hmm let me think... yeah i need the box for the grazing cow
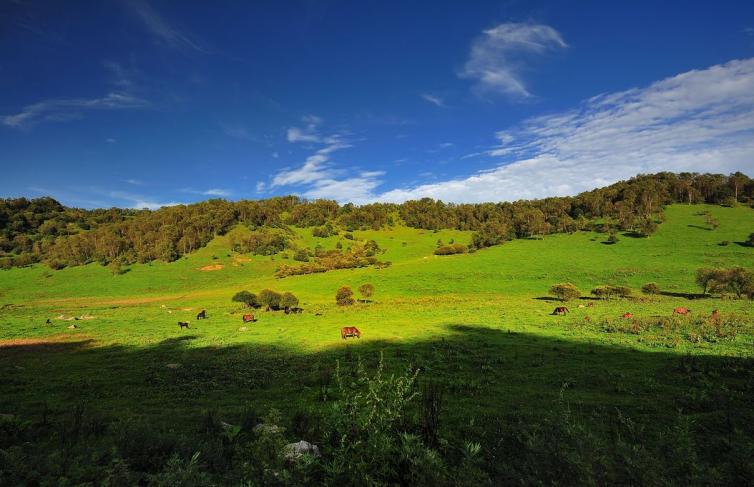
[242,314,255,323]
[178,321,190,329]
[552,306,569,316]
[673,307,690,315]
[341,326,361,340]
[45,318,52,325]
[285,307,303,315]
[710,309,721,321]
[587,302,594,308]
[196,310,207,320]
[622,312,634,319]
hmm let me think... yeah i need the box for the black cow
[178,321,190,329]
[196,310,207,320]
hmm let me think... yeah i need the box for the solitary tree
[358,283,375,302]
[641,282,659,295]
[280,291,299,310]
[549,283,581,301]
[336,286,355,306]
[259,289,282,310]
[232,290,258,308]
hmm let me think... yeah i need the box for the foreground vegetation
[1,184,753,483]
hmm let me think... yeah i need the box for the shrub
[280,292,299,310]
[434,243,468,255]
[549,283,581,301]
[606,232,619,244]
[641,282,659,295]
[293,249,310,262]
[591,285,631,300]
[232,290,258,308]
[258,289,282,310]
[358,283,374,302]
[336,286,355,306]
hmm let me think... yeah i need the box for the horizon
[7,169,754,211]
[2,1,754,209]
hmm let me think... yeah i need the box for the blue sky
[1,0,753,208]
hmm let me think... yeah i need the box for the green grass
[1,203,753,482]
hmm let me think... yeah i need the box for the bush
[280,292,299,310]
[641,282,659,295]
[258,289,282,310]
[434,243,468,255]
[232,290,258,307]
[591,285,631,300]
[549,283,581,301]
[336,286,355,306]
[293,249,310,262]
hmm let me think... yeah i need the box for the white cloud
[420,93,446,107]
[202,188,230,197]
[267,119,383,203]
[460,22,567,98]
[375,58,754,203]
[2,92,148,129]
[124,178,142,185]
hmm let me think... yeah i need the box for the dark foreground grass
[1,324,753,485]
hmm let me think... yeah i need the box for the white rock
[284,440,321,460]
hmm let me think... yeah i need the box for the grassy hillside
[1,203,753,484]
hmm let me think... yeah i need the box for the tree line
[0,171,751,269]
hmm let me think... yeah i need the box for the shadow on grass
[687,224,713,231]
[659,291,709,300]
[1,324,753,483]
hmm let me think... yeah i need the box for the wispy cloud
[267,118,383,203]
[420,93,447,107]
[375,58,754,203]
[123,0,206,53]
[2,92,148,129]
[180,187,232,197]
[460,22,567,98]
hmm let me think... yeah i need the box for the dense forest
[1,172,752,270]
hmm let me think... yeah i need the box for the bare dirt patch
[0,334,95,351]
[199,264,224,271]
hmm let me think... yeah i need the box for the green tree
[280,292,299,310]
[336,286,355,306]
[258,289,282,310]
[549,283,581,301]
[232,290,258,308]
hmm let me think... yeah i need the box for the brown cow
[341,326,361,339]
[242,314,255,323]
[710,309,721,321]
[622,312,633,319]
[552,306,569,315]
[178,321,190,329]
[673,307,690,315]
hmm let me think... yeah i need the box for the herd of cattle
[175,307,361,340]
[169,303,717,340]
[552,305,717,320]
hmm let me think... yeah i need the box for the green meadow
[1,203,753,484]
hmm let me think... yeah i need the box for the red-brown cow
[552,306,569,315]
[341,326,361,340]
[673,307,690,315]
[622,312,633,319]
[242,314,255,323]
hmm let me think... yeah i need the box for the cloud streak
[2,92,148,129]
[376,58,754,203]
[460,22,567,98]
[123,0,206,53]
[420,93,446,107]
